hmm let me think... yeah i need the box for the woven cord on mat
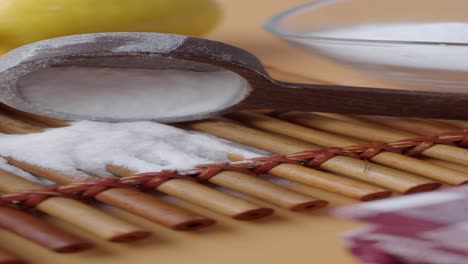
[2,130,468,210]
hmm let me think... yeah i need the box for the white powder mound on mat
[0,121,266,183]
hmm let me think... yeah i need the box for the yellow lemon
[0,0,220,50]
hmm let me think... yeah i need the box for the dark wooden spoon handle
[245,81,468,120]
[174,37,468,120]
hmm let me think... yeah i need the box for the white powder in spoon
[0,121,267,184]
[17,66,250,121]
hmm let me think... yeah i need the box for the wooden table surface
[0,1,378,263]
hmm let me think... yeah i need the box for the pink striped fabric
[334,186,468,264]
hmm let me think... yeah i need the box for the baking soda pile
[0,120,265,183]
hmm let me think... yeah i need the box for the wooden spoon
[0,32,466,122]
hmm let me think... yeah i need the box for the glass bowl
[265,0,468,91]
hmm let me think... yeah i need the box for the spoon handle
[253,82,468,120]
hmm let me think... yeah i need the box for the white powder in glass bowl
[291,22,468,89]
[313,22,468,43]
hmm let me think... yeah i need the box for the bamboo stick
[229,111,468,185]
[356,115,460,136]
[0,247,24,264]
[3,158,215,231]
[0,107,47,128]
[185,119,396,198]
[0,112,42,134]
[226,154,358,204]
[107,165,274,219]
[226,155,390,201]
[107,164,327,212]
[188,118,440,194]
[208,171,327,211]
[243,111,364,147]
[0,206,91,253]
[281,112,415,142]
[313,113,373,125]
[313,112,415,136]
[279,112,468,166]
[434,119,468,129]
[312,113,465,134]
[0,104,68,128]
[421,158,468,174]
[0,169,150,242]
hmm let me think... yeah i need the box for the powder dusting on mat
[0,157,53,185]
[0,121,266,183]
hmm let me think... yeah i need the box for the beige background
[0,1,379,263]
